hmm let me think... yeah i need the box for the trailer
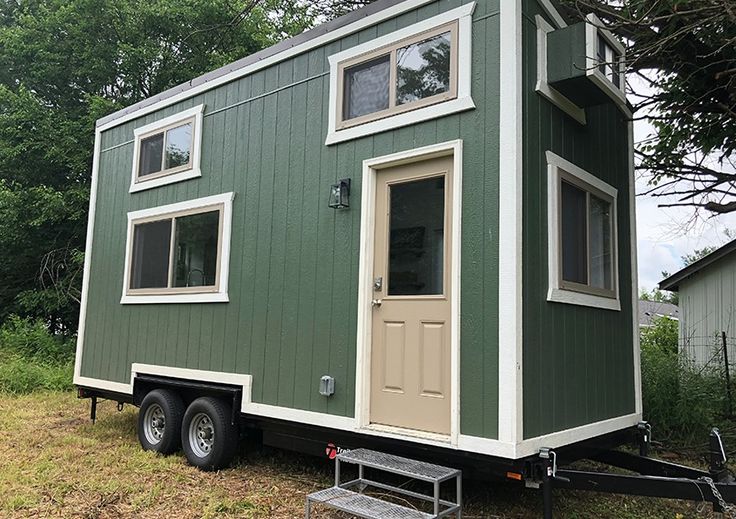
[74,0,736,515]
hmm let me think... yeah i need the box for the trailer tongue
[534,427,736,518]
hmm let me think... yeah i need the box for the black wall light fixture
[329,178,351,209]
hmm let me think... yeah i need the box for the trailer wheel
[181,397,239,471]
[138,389,185,455]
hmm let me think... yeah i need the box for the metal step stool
[306,448,462,518]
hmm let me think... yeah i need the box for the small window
[122,192,234,304]
[597,34,621,89]
[337,22,458,129]
[546,151,619,310]
[130,105,204,193]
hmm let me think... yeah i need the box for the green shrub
[0,315,74,363]
[0,355,73,394]
[0,316,74,394]
[641,316,727,446]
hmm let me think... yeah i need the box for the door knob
[371,299,383,308]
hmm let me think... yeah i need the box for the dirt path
[0,392,717,518]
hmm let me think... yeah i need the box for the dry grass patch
[0,392,723,518]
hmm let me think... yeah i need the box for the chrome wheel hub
[189,413,215,458]
[143,404,166,445]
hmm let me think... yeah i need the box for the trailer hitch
[536,428,736,519]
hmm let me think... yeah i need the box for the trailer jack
[536,427,736,519]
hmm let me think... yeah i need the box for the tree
[0,0,361,333]
[681,246,717,266]
[560,1,736,215]
[640,287,678,306]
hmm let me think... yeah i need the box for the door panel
[420,321,446,397]
[369,155,453,435]
[382,321,406,393]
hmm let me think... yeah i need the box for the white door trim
[355,140,463,446]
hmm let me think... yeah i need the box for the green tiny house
[75,0,640,466]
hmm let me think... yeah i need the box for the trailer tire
[181,397,239,471]
[138,389,185,455]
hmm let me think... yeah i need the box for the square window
[131,105,203,193]
[396,31,452,105]
[343,55,391,120]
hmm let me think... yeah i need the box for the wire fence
[680,332,736,415]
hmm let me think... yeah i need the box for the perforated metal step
[338,448,461,482]
[307,486,433,519]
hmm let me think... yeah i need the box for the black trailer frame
[78,381,736,517]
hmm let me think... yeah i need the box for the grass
[0,391,724,518]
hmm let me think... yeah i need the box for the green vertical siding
[521,0,636,439]
[81,0,501,439]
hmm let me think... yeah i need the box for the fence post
[722,331,732,417]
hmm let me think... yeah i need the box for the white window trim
[130,104,205,193]
[120,192,234,304]
[534,15,587,125]
[325,3,476,146]
[546,151,621,311]
[585,14,628,110]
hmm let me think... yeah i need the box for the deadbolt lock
[373,277,383,292]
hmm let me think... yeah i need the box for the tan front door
[370,155,453,435]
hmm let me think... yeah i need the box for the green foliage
[639,287,678,306]
[0,0,364,332]
[560,0,736,214]
[0,316,75,394]
[640,316,727,445]
[681,246,718,267]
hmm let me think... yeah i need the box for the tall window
[547,152,619,310]
[122,193,234,304]
[130,105,204,193]
[337,22,458,129]
[596,34,622,89]
[559,176,615,297]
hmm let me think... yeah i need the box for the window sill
[325,96,475,146]
[120,292,229,305]
[547,288,620,311]
[129,168,202,193]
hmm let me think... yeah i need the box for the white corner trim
[545,151,621,312]
[584,14,630,113]
[355,140,463,446]
[534,15,586,125]
[498,0,524,447]
[129,104,204,193]
[325,4,475,145]
[628,121,642,415]
[97,0,437,134]
[515,412,641,458]
[537,0,568,28]
[120,192,235,305]
[73,129,102,385]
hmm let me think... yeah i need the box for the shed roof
[638,299,679,327]
[659,238,736,291]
